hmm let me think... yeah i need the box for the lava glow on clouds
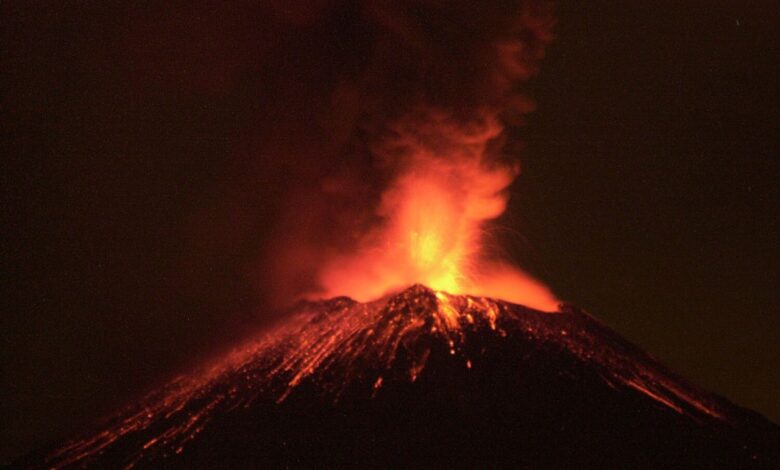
[259,1,563,312]
[227,0,560,312]
[314,109,559,311]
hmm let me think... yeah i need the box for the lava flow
[35,285,780,469]
[20,1,780,467]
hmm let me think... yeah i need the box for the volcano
[26,285,780,469]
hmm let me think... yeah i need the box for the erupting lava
[14,1,780,469]
[314,110,559,312]
[255,1,559,312]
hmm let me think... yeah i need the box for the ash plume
[117,0,555,308]
[256,0,556,307]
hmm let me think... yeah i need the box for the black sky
[516,0,779,430]
[2,0,778,463]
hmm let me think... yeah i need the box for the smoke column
[121,1,557,311]
[263,1,558,310]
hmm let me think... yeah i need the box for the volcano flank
[27,285,780,469]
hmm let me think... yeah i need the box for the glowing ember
[314,111,559,311]
[43,285,737,468]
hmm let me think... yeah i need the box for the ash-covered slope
[29,285,780,469]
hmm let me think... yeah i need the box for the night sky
[2,0,778,463]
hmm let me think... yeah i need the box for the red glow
[45,286,730,468]
[314,110,559,311]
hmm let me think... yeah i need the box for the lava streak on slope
[35,285,780,469]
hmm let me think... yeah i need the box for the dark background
[2,0,778,463]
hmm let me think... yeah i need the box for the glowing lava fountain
[312,110,559,312]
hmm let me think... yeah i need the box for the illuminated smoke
[114,1,558,310]
[315,108,558,310]
[275,1,560,310]
[130,1,558,310]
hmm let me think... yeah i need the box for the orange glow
[46,285,730,468]
[314,109,559,311]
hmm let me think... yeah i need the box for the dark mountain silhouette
[21,285,780,469]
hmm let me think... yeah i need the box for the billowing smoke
[124,0,557,310]
[264,1,556,309]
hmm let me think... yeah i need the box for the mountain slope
[28,285,780,468]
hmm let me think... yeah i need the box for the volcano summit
[25,285,779,469]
